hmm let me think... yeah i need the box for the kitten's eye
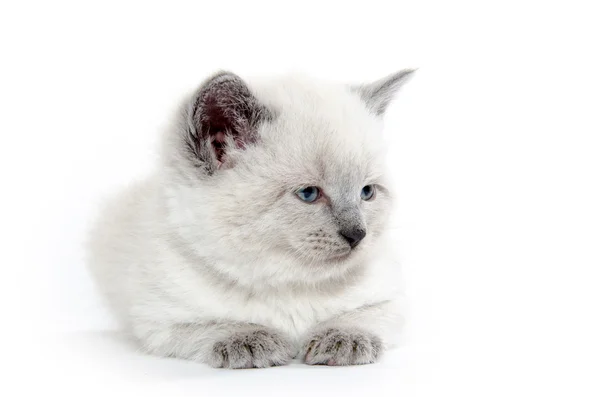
[296,186,320,203]
[361,185,376,201]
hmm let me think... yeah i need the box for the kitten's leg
[301,300,401,366]
[133,321,296,369]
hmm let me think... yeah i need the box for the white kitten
[87,69,415,368]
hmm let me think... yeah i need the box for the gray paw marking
[303,327,383,366]
[210,328,295,369]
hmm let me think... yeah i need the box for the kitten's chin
[325,251,353,264]
[322,242,375,266]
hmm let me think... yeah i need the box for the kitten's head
[162,70,414,286]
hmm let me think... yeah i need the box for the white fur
[87,71,412,367]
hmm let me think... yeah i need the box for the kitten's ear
[183,71,272,174]
[352,69,416,116]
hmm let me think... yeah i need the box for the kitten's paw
[209,328,295,369]
[302,327,383,366]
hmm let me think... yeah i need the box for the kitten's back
[86,178,160,327]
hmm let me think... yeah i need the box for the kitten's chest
[228,290,357,339]
[168,257,399,340]
[179,279,368,340]
[193,277,393,340]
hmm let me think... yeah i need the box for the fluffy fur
[87,69,415,368]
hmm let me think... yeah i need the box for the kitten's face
[163,70,413,285]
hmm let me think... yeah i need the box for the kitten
[87,69,415,368]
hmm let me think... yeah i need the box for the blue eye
[296,186,320,203]
[361,185,376,201]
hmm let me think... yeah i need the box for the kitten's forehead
[252,73,380,135]
[250,74,386,184]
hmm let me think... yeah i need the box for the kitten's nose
[339,228,366,249]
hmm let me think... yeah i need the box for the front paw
[209,328,295,369]
[303,327,383,366]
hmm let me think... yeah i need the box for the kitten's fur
[87,69,415,368]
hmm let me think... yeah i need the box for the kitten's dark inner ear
[186,71,272,173]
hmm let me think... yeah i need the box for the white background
[2,0,599,396]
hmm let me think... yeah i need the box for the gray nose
[339,228,366,249]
